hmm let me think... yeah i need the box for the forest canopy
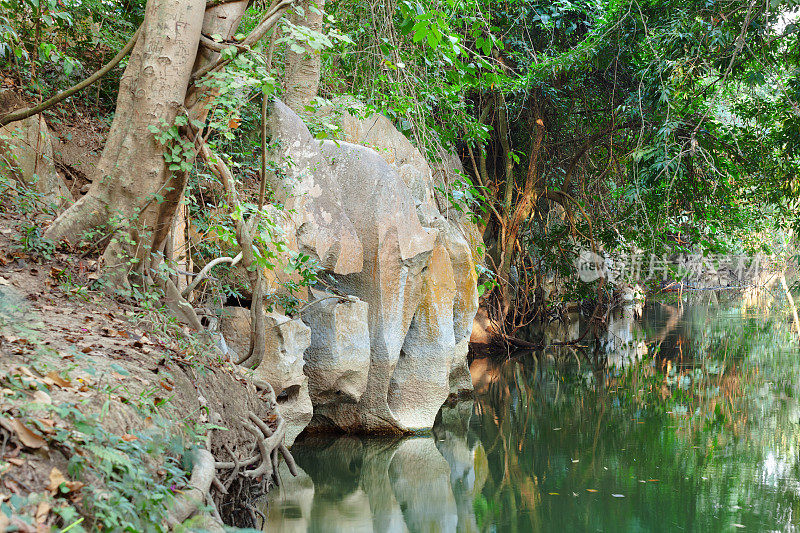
[0,0,798,320]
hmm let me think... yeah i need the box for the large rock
[263,99,483,434]
[300,289,370,406]
[332,104,436,206]
[387,243,457,429]
[265,100,363,275]
[330,105,480,403]
[0,115,72,209]
[312,139,438,433]
[220,306,312,445]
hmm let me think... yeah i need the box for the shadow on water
[265,294,800,532]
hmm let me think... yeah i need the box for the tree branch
[0,26,141,127]
[191,0,294,83]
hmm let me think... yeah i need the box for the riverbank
[0,207,290,531]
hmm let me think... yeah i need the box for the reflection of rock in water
[602,311,647,368]
[268,406,482,532]
[433,402,483,533]
[263,462,315,533]
[389,438,457,532]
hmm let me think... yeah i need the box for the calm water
[265,297,800,532]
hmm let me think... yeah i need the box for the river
[264,294,800,532]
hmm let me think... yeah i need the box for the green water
[266,299,800,532]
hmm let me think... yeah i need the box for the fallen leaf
[34,419,55,435]
[32,391,51,405]
[17,367,37,379]
[121,434,137,442]
[547,492,560,496]
[586,489,598,493]
[9,419,46,449]
[46,467,83,497]
[45,371,71,388]
[35,501,50,524]
[48,468,66,494]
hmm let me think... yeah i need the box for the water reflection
[266,299,800,532]
[265,431,468,532]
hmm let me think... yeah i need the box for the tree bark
[283,0,324,114]
[497,104,546,320]
[44,0,206,282]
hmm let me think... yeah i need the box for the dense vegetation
[1,0,798,334]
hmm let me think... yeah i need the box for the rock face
[312,138,438,433]
[0,115,72,209]
[220,306,313,446]
[265,100,363,276]
[250,99,483,436]
[300,290,370,406]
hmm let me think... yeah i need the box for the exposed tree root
[167,448,217,526]
[167,406,298,529]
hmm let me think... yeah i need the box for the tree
[323,0,800,335]
[41,0,291,293]
[284,0,325,114]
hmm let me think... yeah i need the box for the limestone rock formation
[0,115,72,209]
[313,138,438,432]
[300,289,370,406]
[265,100,363,275]
[249,98,483,436]
[329,105,481,402]
[220,306,312,445]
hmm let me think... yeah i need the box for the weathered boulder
[220,306,312,445]
[387,243,457,429]
[312,139,438,433]
[260,99,483,434]
[300,289,370,406]
[0,115,72,209]
[333,104,436,207]
[330,105,480,403]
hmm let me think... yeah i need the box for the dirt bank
[0,208,292,531]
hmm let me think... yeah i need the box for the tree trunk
[44,0,252,286]
[44,0,206,282]
[283,0,324,114]
[497,109,546,321]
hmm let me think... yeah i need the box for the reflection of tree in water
[468,301,800,532]
[265,300,800,532]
